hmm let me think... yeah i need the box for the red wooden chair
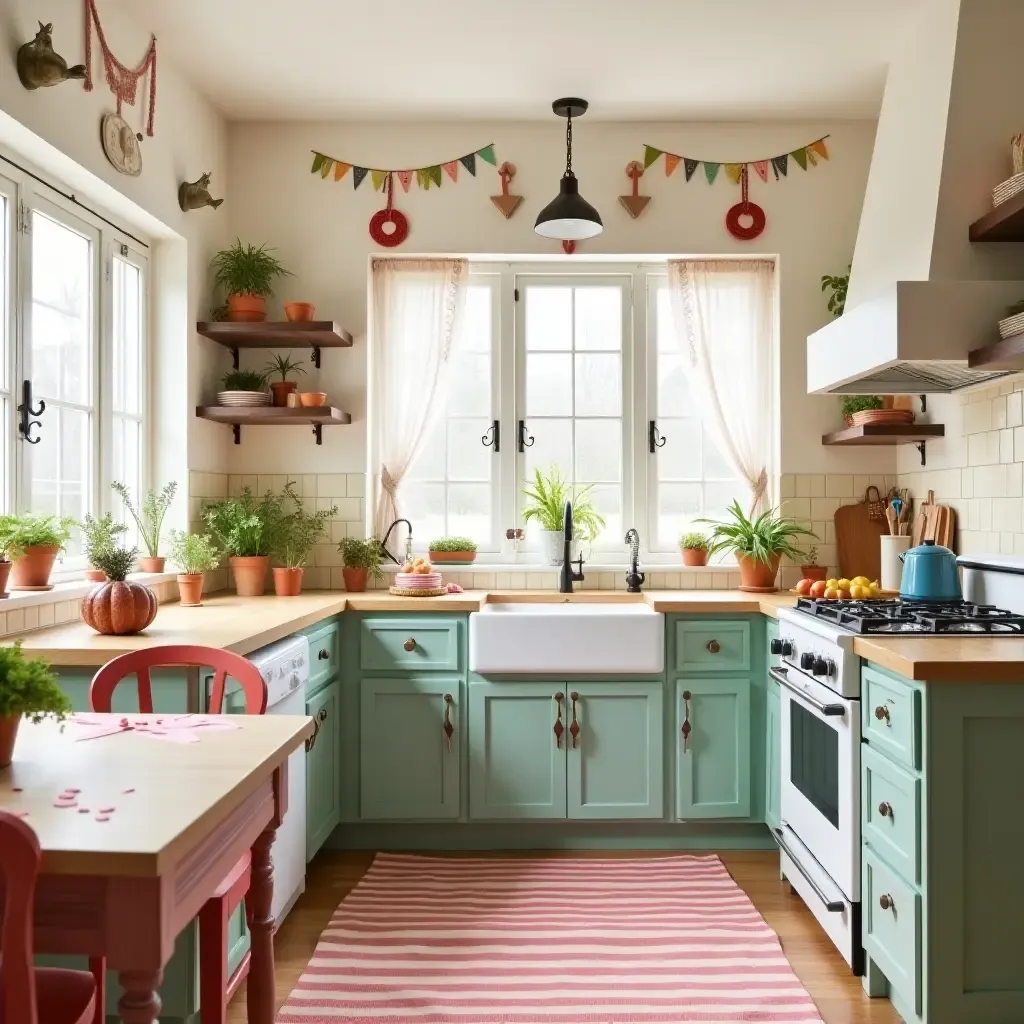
[0,811,97,1024]
[88,645,268,1024]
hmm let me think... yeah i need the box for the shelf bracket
[230,347,239,370]
[920,394,927,414]
[916,441,927,466]
[232,423,241,445]
[313,423,323,445]
[310,345,321,369]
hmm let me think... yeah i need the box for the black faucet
[625,529,645,593]
[558,500,585,594]
[380,518,413,564]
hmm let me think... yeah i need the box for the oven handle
[773,827,846,913]
[769,666,846,717]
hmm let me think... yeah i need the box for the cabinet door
[360,678,461,820]
[566,682,664,820]
[306,682,341,860]
[468,682,566,819]
[764,676,782,831]
[676,677,751,819]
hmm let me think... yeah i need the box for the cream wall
[225,120,886,484]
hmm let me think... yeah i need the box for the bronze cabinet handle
[878,801,893,818]
[318,648,330,661]
[403,637,416,652]
[443,694,454,753]
[305,714,321,752]
[874,704,891,724]
[706,640,721,654]
[681,690,692,752]
[879,893,894,912]
[569,691,580,748]
[553,692,565,748]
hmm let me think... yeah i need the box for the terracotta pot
[801,565,828,582]
[81,580,158,635]
[429,550,477,564]
[138,556,166,573]
[10,545,59,589]
[736,552,782,592]
[342,566,369,592]
[270,381,298,407]
[230,555,270,597]
[284,301,315,322]
[682,548,708,567]
[85,568,106,583]
[0,560,12,596]
[226,293,266,322]
[299,391,328,407]
[273,566,304,596]
[0,713,21,768]
[177,573,205,607]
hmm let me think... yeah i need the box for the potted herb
[80,513,129,581]
[680,531,709,567]
[821,265,849,317]
[0,642,71,767]
[211,239,292,322]
[800,545,828,583]
[218,368,269,407]
[203,487,286,597]
[699,500,816,593]
[522,466,606,565]
[339,536,385,593]
[0,513,76,590]
[270,483,337,596]
[80,545,158,635]
[428,536,478,565]
[264,354,306,407]
[111,481,178,572]
[167,530,221,606]
[841,395,883,427]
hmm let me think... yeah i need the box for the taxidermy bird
[179,173,225,212]
[17,22,87,90]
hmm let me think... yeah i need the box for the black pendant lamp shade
[534,98,603,241]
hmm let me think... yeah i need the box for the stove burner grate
[793,597,1024,635]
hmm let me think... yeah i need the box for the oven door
[775,666,861,901]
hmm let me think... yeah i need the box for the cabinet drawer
[862,666,920,770]
[863,744,921,885]
[306,621,340,693]
[675,620,751,673]
[360,618,461,672]
[864,848,921,1018]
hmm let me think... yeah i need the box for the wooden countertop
[852,635,1024,682]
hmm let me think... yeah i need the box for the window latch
[18,380,44,445]
[649,420,666,453]
[518,420,534,453]
[481,420,499,452]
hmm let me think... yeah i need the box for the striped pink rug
[276,853,824,1023]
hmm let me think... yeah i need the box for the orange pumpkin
[81,580,158,635]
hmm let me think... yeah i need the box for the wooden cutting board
[835,488,889,580]
[914,490,957,549]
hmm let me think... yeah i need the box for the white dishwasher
[247,634,309,926]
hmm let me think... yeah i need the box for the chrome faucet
[380,518,413,564]
[625,529,645,593]
[558,500,585,594]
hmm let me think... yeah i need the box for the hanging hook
[18,380,44,445]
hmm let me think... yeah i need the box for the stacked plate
[999,311,1024,340]
[394,571,443,590]
[217,390,270,407]
[993,173,1024,207]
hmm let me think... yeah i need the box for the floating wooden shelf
[968,333,1024,371]
[196,405,351,445]
[822,423,945,466]
[969,193,1024,242]
[196,321,353,368]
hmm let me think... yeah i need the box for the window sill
[383,562,738,574]
[1,571,178,611]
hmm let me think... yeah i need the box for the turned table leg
[117,969,163,1023]
[246,827,278,1024]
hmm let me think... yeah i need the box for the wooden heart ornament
[490,162,523,219]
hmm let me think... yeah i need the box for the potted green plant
[167,530,221,606]
[0,641,71,767]
[428,536,478,565]
[841,395,883,427]
[338,536,385,593]
[821,265,849,317]
[800,545,828,583]
[218,368,269,408]
[80,544,158,636]
[699,500,817,593]
[211,239,292,322]
[80,512,129,581]
[264,354,307,407]
[111,481,178,572]
[203,487,286,597]
[680,531,709,567]
[522,466,606,565]
[270,483,337,596]
[0,513,76,590]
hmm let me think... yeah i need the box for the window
[0,161,148,565]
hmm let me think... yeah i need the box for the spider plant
[263,353,306,383]
[521,466,605,544]
[698,500,816,566]
[211,240,291,299]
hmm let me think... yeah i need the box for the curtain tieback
[747,467,768,516]
[381,466,398,496]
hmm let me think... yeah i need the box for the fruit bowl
[793,575,883,600]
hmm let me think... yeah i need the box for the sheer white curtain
[371,258,468,537]
[667,259,776,513]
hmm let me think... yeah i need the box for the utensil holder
[881,535,911,592]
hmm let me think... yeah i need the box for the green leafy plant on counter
[271,483,337,569]
[680,531,709,551]
[89,544,139,582]
[263,354,307,383]
[521,465,606,544]
[338,536,385,583]
[167,531,221,574]
[203,487,287,558]
[802,545,822,566]
[110,481,178,558]
[80,513,129,567]
[821,265,850,317]
[428,537,478,553]
[0,642,71,723]
[211,240,292,299]
[841,395,884,421]
[220,368,268,392]
[698,500,817,566]
[0,513,76,558]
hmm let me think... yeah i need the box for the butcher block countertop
[851,635,1024,682]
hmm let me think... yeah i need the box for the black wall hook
[18,380,44,445]
[649,420,666,453]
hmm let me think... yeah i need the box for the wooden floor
[228,850,902,1024]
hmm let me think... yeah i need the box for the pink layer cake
[395,572,443,588]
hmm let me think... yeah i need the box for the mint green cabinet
[468,682,566,819]
[675,677,751,819]
[360,677,461,820]
[764,676,782,831]
[306,681,340,860]
[566,683,664,819]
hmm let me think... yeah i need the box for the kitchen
[2,0,1024,1023]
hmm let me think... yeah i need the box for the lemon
[852,576,870,588]
[849,584,868,599]
[826,578,839,590]
[837,578,852,591]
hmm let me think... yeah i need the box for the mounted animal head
[196,172,213,188]
[35,22,54,47]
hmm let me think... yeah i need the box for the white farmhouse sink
[469,602,664,675]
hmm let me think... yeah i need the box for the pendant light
[534,98,603,241]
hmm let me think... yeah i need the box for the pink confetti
[53,801,75,809]
[98,806,116,814]
[78,808,90,814]
[95,814,110,822]
[122,787,135,794]
[65,788,80,794]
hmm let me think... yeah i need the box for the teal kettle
[899,540,962,601]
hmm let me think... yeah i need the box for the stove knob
[812,657,829,677]
[782,640,794,657]
[826,658,837,677]
[800,652,815,671]
[770,638,783,655]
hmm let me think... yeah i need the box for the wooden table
[0,713,314,1023]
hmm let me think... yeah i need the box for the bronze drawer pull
[443,694,454,753]
[681,690,692,752]
[304,707,329,752]
[569,692,580,748]
[874,704,891,724]
[878,801,893,818]
[403,637,416,652]
[318,648,330,661]
[553,692,565,748]
[706,639,721,654]
[879,893,894,912]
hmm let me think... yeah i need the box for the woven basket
[851,409,915,427]
[998,311,1024,340]
[389,585,449,597]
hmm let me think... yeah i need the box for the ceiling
[122,0,919,122]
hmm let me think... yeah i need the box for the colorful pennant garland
[309,144,498,191]
[642,135,829,185]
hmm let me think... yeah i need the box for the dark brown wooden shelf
[822,423,945,466]
[196,405,351,445]
[196,321,353,368]
[969,192,1024,242]
[968,334,1024,370]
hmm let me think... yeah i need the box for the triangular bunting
[811,139,829,160]
[397,169,413,192]
[320,158,334,179]
[460,153,477,176]
[664,153,681,177]
[427,165,443,187]
[644,146,662,169]
[791,148,809,171]
[725,163,744,185]
[704,162,720,185]
[352,166,368,190]
[334,161,351,182]
[753,160,769,183]
[684,158,700,182]
[443,160,459,183]
[805,147,818,167]
[370,169,387,192]
[416,168,428,190]
[771,155,788,179]
[311,152,326,174]
[476,145,497,166]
